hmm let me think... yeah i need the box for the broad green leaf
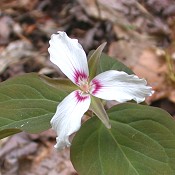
[88,43,106,80]
[0,73,70,139]
[71,103,175,175]
[97,52,134,75]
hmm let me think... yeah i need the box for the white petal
[48,31,89,85]
[90,70,154,103]
[50,90,91,150]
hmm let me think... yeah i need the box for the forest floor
[1,0,175,174]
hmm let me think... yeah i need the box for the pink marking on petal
[75,91,89,102]
[74,70,88,84]
[91,79,103,95]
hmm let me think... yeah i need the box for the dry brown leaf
[0,16,14,45]
[132,48,167,100]
[78,0,170,37]
[0,133,38,175]
[0,40,33,74]
[108,39,154,68]
[1,132,77,175]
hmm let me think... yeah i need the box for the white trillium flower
[48,31,154,150]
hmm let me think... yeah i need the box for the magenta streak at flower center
[91,79,102,95]
[74,70,88,84]
[75,91,89,102]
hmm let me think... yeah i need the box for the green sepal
[90,96,111,129]
[39,74,77,93]
[88,42,106,80]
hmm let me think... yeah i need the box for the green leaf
[0,73,69,139]
[97,52,134,75]
[71,103,175,175]
[88,43,106,80]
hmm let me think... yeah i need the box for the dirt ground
[1,0,175,174]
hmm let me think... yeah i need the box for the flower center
[77,76,91,93]
[79,78,102,95]
[80,82,89,93]
[78,76,102,95]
